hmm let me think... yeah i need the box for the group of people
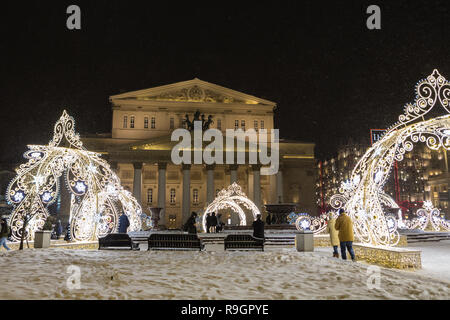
[205,212,224,233]
[326,208,356,261]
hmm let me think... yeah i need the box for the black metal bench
[98,233,140,250]
[224,234,264,251]
[148,233,205,251]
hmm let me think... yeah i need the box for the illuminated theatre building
[82,79,316,229]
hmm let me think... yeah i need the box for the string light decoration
[401,200,450,231]
[294,212,333,234]
[330,69,450,246]
[6,111,142,242]
[201,183,260,232]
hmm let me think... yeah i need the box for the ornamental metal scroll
[330,70,450,246]
[6,111,143,242]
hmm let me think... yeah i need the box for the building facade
[83,79,316,229]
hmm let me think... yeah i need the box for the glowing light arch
[6,111,142,242]
[201,183,260,232]
[330,69,450,246]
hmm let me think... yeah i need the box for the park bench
[224,234,264,251]
[98,233,140,250]
[148,233,205,251]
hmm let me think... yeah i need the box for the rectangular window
[193,189,199,204]
[151,117,156,129]
[147,189,153,204]
[235,120,239,130]
[130,116,135,129]
[217,119,221,130]
[254,120,258,131]
[170,189,176,204]
[241,120,245,130]
[170,117,174,129]
[261,120,265,130]
[123,116,128,128]
[144,117,149,129]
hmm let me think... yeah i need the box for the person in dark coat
[185,212,198,234]
[205,213,211,233]
[55,219,63,239]
[118,213,130,233]
[216,213,223,232]
[265,213,272,225]
[252,214,265,239]
[0,218,11,251]
[210,212,217,233]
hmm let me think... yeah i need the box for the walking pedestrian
[334,208,356,261]
[326,212,340,258]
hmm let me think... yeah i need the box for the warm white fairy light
[201,183,260,232]
[330,69,450,247]
[6,110,142,242]
[401,201,450,232]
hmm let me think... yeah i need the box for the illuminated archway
[6,111,142,241]
[331,69,450,246]
[201,183,260,232]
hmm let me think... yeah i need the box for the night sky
[1,1,449,165]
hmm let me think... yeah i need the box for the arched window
[234,120,239,130]
[147,188,153,204]
[193,189,199,204]
[151,117,156,129]
[170,188,176,204]
[260,120,265,130]
[241,120,245,130]
[144,117,149,129]
[130,116,135,129]
[123,116,128,128]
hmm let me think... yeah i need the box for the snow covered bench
[98,234,140,251]
[224,234,264,251]
[147,233,205,251]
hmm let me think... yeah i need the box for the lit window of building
[261,120,264,130]
[241,120,245,130]
[130,116,135,128]
[170,188,176,204]
[151,117,156,129]
[254,120,258,131]
[235,120,239,130]
[193,189,199,204]
[144,117,149,129]
[123,116,128,128]
[147,188,153,204]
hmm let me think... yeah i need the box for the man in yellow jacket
[326,212,340,258]
[334,208,356,261]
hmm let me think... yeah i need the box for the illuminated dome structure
[202,183,260,232]
[6,111,142,242]
[331,69,450,246]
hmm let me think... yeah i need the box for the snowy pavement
[0,242,449,300]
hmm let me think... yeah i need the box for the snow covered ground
[0,242,449,300]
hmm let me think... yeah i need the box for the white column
[252,165,261,212]
[206,165,215,205]
[133,162,143,205]
[182,164,191,224]
[157,162,167,226]
[276,169,284,203]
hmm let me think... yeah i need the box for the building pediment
[110,78,275,107]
